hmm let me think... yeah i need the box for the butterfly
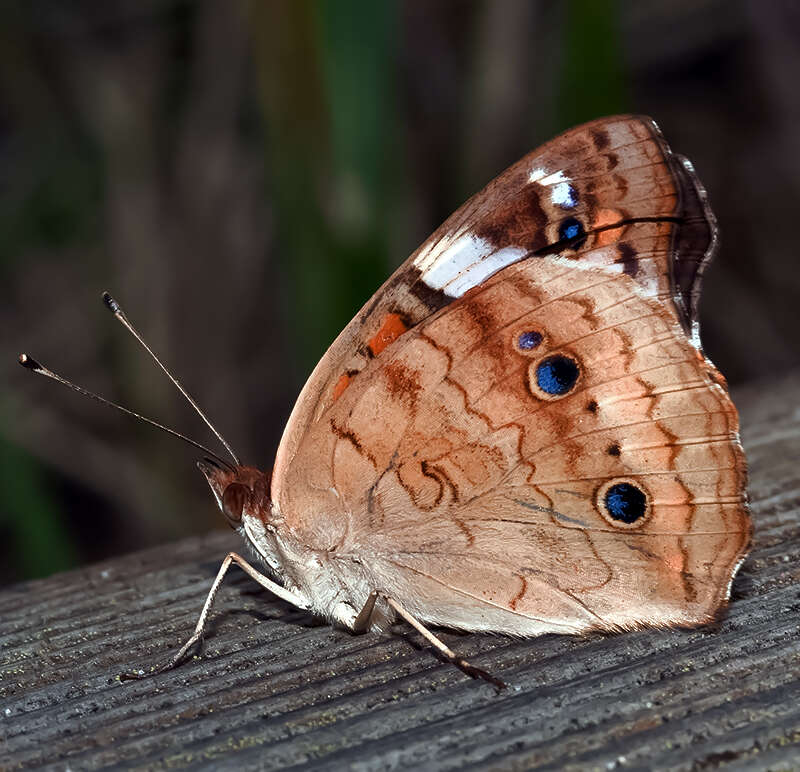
[21,115,751,686]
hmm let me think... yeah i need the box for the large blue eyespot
[558,217,586,249]
[535,354,579,396]
[604,482,647,524]
[517,330,543,351]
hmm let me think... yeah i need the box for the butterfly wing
[270,116,749,634]
[273,115,712,492]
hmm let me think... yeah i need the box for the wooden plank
[1,373,799,771]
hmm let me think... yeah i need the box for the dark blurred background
[2,0,799,585]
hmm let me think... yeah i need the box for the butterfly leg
[381,596,506,689]
[121,551,307,680]
[351,591,379,633]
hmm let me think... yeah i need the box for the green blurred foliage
[253,1,400,371]
[557,0,627,130]
[0,423,80,579]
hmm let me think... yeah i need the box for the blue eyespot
[604,482,647,524]
[517,330,543,350]
[558,217,586,248]
[535,354,579,395]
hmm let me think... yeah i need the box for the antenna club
[102,291,121,315]
[19,353,40,370]
[18,351,233,466]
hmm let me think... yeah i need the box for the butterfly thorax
[199,457,368,623]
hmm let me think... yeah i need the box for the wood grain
[1,372,798,771]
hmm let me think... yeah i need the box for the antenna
[18,354,236,471]
[101,291,240,465]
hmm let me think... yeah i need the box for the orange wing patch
[332,371,356,402]
[368,313,409,356]
[592,207,627,247]
[332,314,410,403]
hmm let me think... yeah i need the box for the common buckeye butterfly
[21,116,751,687]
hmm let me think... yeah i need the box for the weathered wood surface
[1,372,799,771]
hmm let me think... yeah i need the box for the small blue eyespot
[604,482,647,524]
[517,330,543,350]
[535,354,579,396]
[558,217,586,248]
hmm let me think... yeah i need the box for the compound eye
[221,483,249,526]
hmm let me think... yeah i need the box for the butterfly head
[197,458,272,529]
